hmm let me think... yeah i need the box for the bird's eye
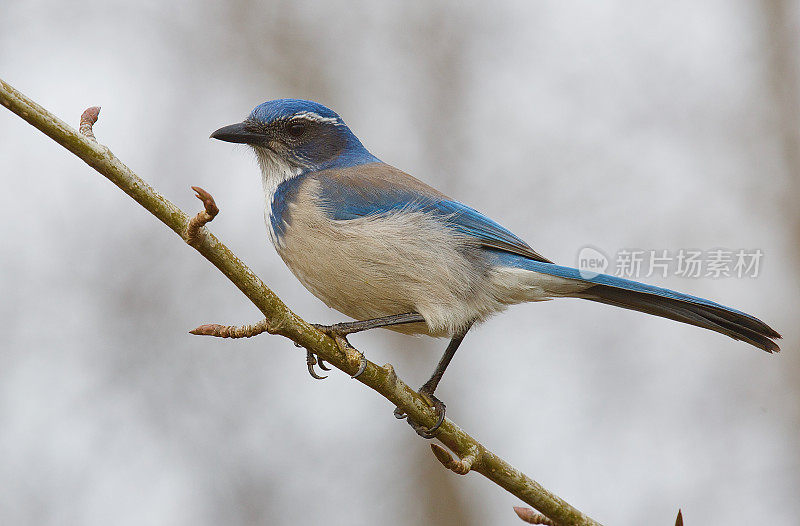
[287,121,307,138]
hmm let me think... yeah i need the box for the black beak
[210,122,265,144]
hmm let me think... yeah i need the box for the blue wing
[315,163,552,263]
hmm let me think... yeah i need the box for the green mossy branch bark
[0,78,602,526]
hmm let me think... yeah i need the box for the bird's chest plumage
[266,179,486,335]
[260,160,508,337]
[270,176,421,321]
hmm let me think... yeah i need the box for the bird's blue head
[211,99,378,172]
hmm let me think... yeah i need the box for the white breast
[253,146,303,247]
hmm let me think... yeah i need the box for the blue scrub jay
[212,99,780,437]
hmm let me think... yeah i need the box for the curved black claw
[393,407,407,420]
[306,350,327,380]
[317,359,331,371]
[350,351,367,379]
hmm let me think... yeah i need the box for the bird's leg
[312,312,426,337]
[395,324,473,439]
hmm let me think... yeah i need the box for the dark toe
[401,393,446,439]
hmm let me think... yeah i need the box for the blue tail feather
[489,251,781,353]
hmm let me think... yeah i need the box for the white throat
[253,146,303,246]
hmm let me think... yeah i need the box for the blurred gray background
[1,1,798,525]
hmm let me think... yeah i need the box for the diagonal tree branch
[0,77,602,526]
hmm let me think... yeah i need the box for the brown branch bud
[190,319,271,338]
[430,443,479,475]
[186,186,219,246]
[191,186,219,217]
[513,507,556,525]
[79,106,100,140]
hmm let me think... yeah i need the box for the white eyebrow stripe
[291,111,341,125]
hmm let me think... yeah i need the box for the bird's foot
[309,324,367,379]
[394,390,446,439]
